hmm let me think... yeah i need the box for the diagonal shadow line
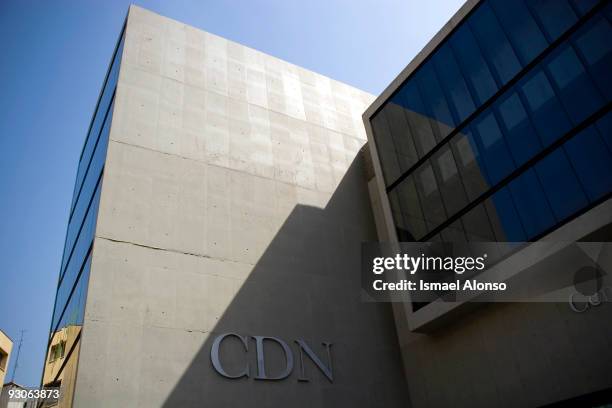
[139,154,409,407]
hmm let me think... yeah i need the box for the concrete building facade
[44,1,612,407]
[364,0,612,407]
[43,5,407,408]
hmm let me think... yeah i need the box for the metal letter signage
[252,336,294,380]
[210,333,334,383]
[295,340,333,383]
[210,333,250,379]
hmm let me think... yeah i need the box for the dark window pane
[595,110,612,152]
[546,45,604,124]
[441,220,467,242]
[61,100,113,271]
[462,204,496,241]
[535,149,588,219]
[52,250,92,333]
[469,3,522,84]
[386,95,420,170]
[371,112,401,185]
[490,0,549,65]
[416,65,456,140]
[415,163,447,230]
[485,186,527,241]
[70,36,124,212]
[394,175,428,239]
[496,92,542,166]
[572,16,612,100]
[451,129,489,200]
[388,190,411,241]
[450,24,499,106]
[508,168,556,238]
[527,0,578,40]
[433,45,476,123]
[396,81,438,156]
[569,0,598,16]
[519,70,572,146]
[59,177,102,285]
[432,145,468,216]
[564,125,612,201]
[473,111,516,185]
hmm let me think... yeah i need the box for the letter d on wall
[252,336,294,380]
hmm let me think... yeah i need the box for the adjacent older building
[42,5,407,408]
[0,330,12,394]
[364,0,612,406]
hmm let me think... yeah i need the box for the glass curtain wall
[40,29,125,408]
[371,0,612,242]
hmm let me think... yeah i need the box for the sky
[0,0,464,387]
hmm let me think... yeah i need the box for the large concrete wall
[73,6,408,407]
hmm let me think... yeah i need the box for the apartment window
[49,341,66,363]
[0,348,7,371]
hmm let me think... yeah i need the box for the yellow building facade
[0,330,13,393]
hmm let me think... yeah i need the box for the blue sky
[0,0,464,387]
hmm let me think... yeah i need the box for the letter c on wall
[210,333,250,379]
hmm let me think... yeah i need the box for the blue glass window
[595,111,612,152]
[527,0,578,40]
[485,187,527,241]
[52,246,93,331]
[519,70,572,146]
[469,3,522,84]
[53,252,92,334]
[416,65,456,140]
[70,36,123,213]
[545,45,604,125]
[496,92,542,166]
[570,0,598,16]
[397,81,438,156]
[564,125,612,201]
[508,168,556,237]
[490,0,549,65]
[572,16,612,100]
[473,111,515,185]
[57,179,101,309]
[433,45,476,123]
[450,24,499,106]
[535,148,588,220]
[62,100,113,268]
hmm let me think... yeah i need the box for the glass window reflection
[545,45,604,124]
[469,3,522,84]
[564,125,612,201]
[508,168,556,238]
[450,24,499,106]
[490,0,548,65]
[496,92,542,166]
[535,148,588,220]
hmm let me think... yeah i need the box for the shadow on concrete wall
[161,154,408,407]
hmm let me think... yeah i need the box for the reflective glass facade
[370,0,612,242]
[41,30,124,403]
